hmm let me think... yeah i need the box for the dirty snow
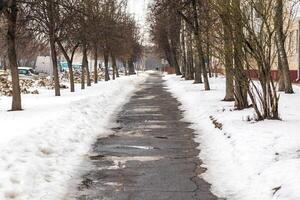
[164,75,300,200]
[0,74,147,200]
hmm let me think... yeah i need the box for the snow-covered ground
[164,75,300,200]
[0,74,147,200]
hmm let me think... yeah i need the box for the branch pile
[0,74,39,96]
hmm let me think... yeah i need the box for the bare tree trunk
[48,0,60,96]
[116,64,120,78]
[67,61,75,92]
[221,12,235,101]
[2,55,8,71]
[181,22,188,78]
[5,1,22,111]
[277,51,285,91]
[111,53,119,79]
[194,35,210,90]
[170,42,182,76]
[128,58,135,75]
[275,0,294,93]
[223,50,234,101]
[232,0,248,109]
[104,50,110,81]
[82,43,91,87]
[192,0,210,90]
[81,59,85,90]
[111,53,116,80]
[123,60,128,76]
[207,48,212,78]
[206,27,212,78]
[93,45,98,83]
[194,51,203,83]
[189,3,201,83]
[186,31,195,80]
[164,47,174,70]
[57,41,77,92]
[49,36,60,96]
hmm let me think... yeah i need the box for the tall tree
[4,0,22,110]
[232,0,248,109]
[26,0,62,96]
[274,0,294,93]
[220,1,234,101]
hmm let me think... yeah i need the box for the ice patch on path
[132,107,160,112]
[0,74,147,200]
[108,156,163,169]
[164,75,300,200]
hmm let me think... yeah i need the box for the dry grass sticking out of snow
[0,74,147,200]
[164,75,300,200]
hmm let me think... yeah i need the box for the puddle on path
[132,107,160,112]
[136,95,156,100]
[108,156,163,169]
[92,155,164,170]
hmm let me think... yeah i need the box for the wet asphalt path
[69,73,218,200]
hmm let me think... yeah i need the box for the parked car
[60,62,82,72]
[18,67,38,79]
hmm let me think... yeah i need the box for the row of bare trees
[149,0,296,120]
[0,0,142,111]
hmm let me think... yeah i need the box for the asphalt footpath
[68,73,219,200]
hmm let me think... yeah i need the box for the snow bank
[0,74,147,199]
[164,75,300,200]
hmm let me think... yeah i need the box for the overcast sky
[128,0,151,26]
[127,0,152,43]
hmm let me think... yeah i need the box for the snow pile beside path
[164,75,300,200]
[0,74,147,200]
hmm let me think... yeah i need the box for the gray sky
[128,0,152,43]
[128,0,150,26]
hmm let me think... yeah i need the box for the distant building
[281,17,300,81]
[216,17,300,82]
[35,56,52,74]
[35,54,103,75]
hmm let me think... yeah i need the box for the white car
[18,67,38,79]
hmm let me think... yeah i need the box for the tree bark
[116,63,120,78]
[206,24,212,78]
[82,41,90,87]
[123,60,128,76]
[170,40,182,75]
[48,1,60,96]
[68,61,75,92]
[111,53,116,80]
[277,51,285,91]
[104,50,110,81]
[164,35,181,75]
[220,10,235,101]
[49,35,60,96]
[93,45,98,84]
[207,48,212,78]
[186,30,195,80]
[192,0,209,90]
[57,40,77,92]
[232,0,248,109]
[195,37,210,90]
[128,58,135,75]
[83,44,92,87]
[275,0,294,93]
[181,22,188,79]
[81,59,85,90]
[6,1,22,111]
